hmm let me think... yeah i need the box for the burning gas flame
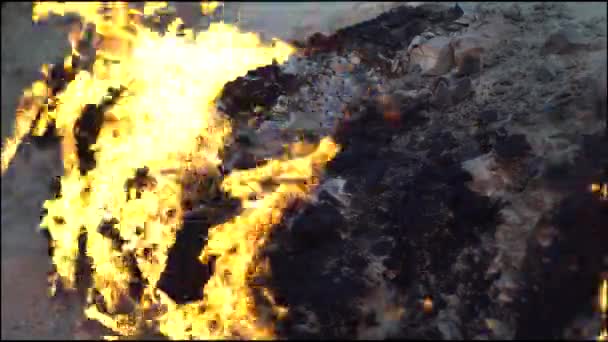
[201,1,222,16]
[602,279,607,314]
[600,278,607,341]
[2,2,340,339]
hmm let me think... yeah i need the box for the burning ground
[1,1,607,340]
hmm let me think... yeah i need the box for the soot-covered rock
[296,4,462,75]
[28,56,81,149]
[330,100,420,177]
[494,133,532,160]
[329,119,386,175]
[477,109,500,126]
[543,133,607,191]
[516,130,607,338]
[581,133,608,168]
[265,236,370,338]
[516,191,608,339]
[258,200,370,338]
[74,86,126,175]
[331,4,463,59]
[362,158,389,193]
[219,63,300,117]
[290,202,345,249]
[426,132,460,159]
[158,198,241,304]
[383,155,500,295]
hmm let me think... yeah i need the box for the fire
[2,2,340,339]
[601,278,607,314]
[599,277,607,341]
[201,1,222,16]
[590,183,608,200]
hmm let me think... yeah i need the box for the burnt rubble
[219,63,301,117]
[516,130,607,339]
[159,196,241,304]
[253,3,607,340]
[298,4,463,60]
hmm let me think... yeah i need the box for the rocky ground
[2,2,607,340]
[230,4,607,339]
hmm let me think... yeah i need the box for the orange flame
[1,2,340,339]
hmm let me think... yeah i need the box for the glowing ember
[1,2,339,339]
[600,279,607,341]
[602,279,607,314]
[422,296,433,314]
[590,183,608,200]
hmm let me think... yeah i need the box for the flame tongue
[0,2,340,339]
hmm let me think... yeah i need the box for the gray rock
[593,66,607,134]
[501,4,523,22]
[455,52,482,77]
[535,63,557,83]
[451,33,489,76]
[450,77,473,104]
[252,120,287,157]
[542,28,591,55]
[478,109,500,125]
[409,36,455,76]
[432,78,453,108]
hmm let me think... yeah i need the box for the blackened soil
[516,133,608,339]
[262,211,370,339]
[261,89,501,338]
[219,63,301,117]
